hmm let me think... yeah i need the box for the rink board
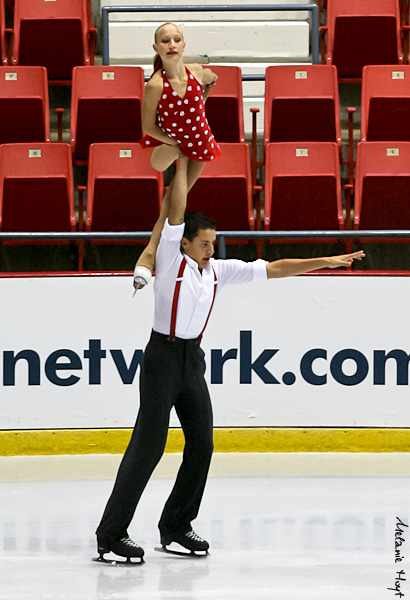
[0,274,409,433]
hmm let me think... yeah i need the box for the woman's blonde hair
[153,23,184,73]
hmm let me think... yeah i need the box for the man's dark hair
[183,212,216,241]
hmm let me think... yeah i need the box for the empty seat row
[0,141,253,237]
[6,62,410,168]
[0,65,246,163]
[0,0,95,82]
[0,0,407,84]
[0,64,341,164]
[0,140,408,240]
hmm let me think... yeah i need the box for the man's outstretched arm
[266,251,365,278]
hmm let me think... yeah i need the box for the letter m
[374,350,410,385]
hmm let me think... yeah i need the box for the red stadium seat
[204,65,245,143]
[264,142,344,232]
[264,65,342,156]
[361,65,410,142]
[85,143,163,234]
[70,66,145,165]
[186,142,254,232]
[12,0,93,82]
[354,142,410,229]
[326,0,403,80]
[0,66,50,143]
[0,143,77,271]
[0,143,76,234]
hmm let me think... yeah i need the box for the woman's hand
[325,251,365,269]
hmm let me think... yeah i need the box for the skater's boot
[160,528,209,555]
[96,535,144,564]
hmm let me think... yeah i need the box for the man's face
[181,228,216,270]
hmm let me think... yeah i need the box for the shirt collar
[182,251,212,274]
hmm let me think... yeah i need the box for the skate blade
[92,555,144,566]
[154,545,209,558]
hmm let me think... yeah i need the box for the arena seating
[361,65,410,142]
[201,65,245,143]
[85,143,163,234]
[0,142,77,269]
[354,141,410,230]
[186,142,254,232]
[0,143,76,233]
[0,66,50,143]
[264,142,344,232]
[70,66,145,165]
[12,0,95,82]
[325,0,403,80]
[263,65,342,156]
[1,1,410,271]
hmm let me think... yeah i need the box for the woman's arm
[266,251,365,279]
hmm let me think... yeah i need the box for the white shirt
[153,219,268,339]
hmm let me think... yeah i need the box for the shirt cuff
[252,259,269,281]
[161,218,185,242]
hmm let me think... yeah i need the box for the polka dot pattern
[139,66,221,162]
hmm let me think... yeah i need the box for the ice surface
[0,454,408,599]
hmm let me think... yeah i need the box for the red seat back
[12,0,91,80]
[264,142,343,231]
[0,143,75,232]
[71,66,145,162]
[86,143,163,233]
[187,142,254,230]
[204,66,245,143]
[0,66,50,143]
[326,0,402,79]
[264,65,341,153]
[361,65,410,142]
[354,142,410,229]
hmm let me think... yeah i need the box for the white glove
[133,265,152,292]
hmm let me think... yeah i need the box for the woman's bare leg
[135,158,206,273]
[151,144,180,172]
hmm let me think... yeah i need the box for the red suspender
[198,268,218,341]
[169,258,218,339]
[169,258,187,339]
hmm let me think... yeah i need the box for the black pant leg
[96,334,183,542]
[158,344,214,537]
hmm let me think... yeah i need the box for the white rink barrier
[1,273,410,430]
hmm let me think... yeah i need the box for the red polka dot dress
[140,66,221,162]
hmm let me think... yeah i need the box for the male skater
[95,154,364,563]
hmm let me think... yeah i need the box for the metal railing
[101,4,320,68]
[2,230,410,259]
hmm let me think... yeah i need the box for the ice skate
[133,265,152,294]
[93,535,144,566]
[155,528,209,557]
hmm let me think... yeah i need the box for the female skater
[134,22,221,289]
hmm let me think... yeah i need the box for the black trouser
[96,330,214,543]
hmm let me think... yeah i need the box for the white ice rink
[1,453,409,600]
